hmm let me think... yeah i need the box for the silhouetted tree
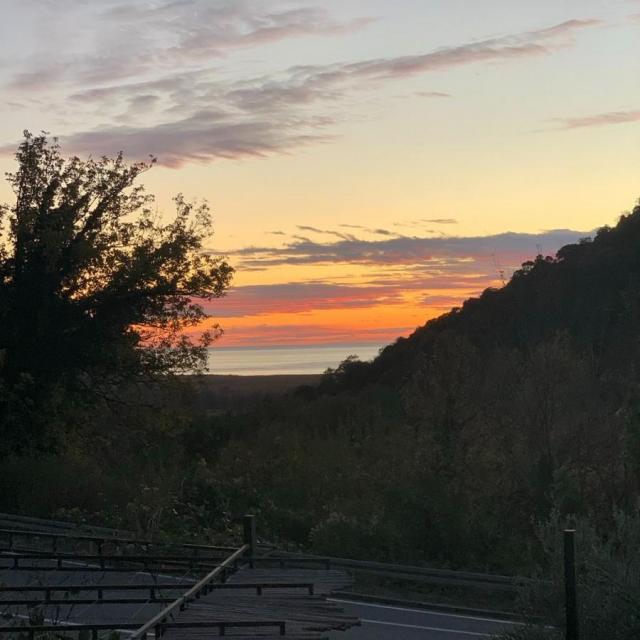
[0,132,233,449]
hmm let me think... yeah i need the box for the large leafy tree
[0,132,233,446]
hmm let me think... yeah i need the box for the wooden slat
[131,544,249,639]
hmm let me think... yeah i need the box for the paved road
[326,599,522,639]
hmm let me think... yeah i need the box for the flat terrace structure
[0,515,358,639]
[155,566,355,639]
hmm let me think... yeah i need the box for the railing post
[242,515,256,559]
[564,529,579,640]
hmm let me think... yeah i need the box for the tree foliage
[204,200,640,571]
[0,132,233,447]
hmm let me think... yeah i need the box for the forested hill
[319,201,640,393]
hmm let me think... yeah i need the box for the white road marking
[361,618,491,636]
[328,598,523,626]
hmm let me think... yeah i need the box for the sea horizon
[206,342,385,376]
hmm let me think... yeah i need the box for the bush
[493,510,640,639]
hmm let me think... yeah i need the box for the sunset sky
[0,0,638,347]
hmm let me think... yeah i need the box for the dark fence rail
[0,513,128,537]
[0,513,584,639]
[0,620,286,639]
[0,552,226,569]
[0,526,237,555]
[0,514,272,639]
[131,543,250,639]
[249,551,539,592]
[0,581,315,603]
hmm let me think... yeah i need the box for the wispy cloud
[415,91,451,99]
[53,111,332,167]
[553,109,640,129]
[338,224,401,236]
[231,229,587,268]
[7,1,374,91]
[0,15,602,167]
[199,228,590,347]
[206,282,406,317]
[297,225,356,241]
[292,18,599,83]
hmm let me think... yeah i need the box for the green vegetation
[495,511,640,639]
[0,133,232,453]
[202,206,640,574]
[1,136,640,635]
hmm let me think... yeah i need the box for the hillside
[319,202,640,393]
[208,201,640,571]
[5,201,640,582]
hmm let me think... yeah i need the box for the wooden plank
[131,544,249,639]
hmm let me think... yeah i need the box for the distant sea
[207,343,384,376]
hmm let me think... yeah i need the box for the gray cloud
[201,228,589,320]
[338,224,401,237]
[104,2,374,57]
[214,18,599,115]
[415,91,451,98]
[423,218,458,224]
[7,1,374,91]
[0,15,602,167]
[289,18,599,82]
[231,229,589,268]
[53,111,333,167]
[553,109,640,129]
[297,225,356,240]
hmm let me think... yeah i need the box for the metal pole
[242,515,256,559]
[564,529,579,640]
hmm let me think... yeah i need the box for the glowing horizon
[0,1,637,348]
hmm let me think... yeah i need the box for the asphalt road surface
[327,598,522,639]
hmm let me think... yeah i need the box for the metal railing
[131,543,248,639]
[0,620,286,639]
[0,581,315,605]
[0,513,584,639]
[0,552,225,570]
[0,527,237,556]
[247,551,537,592]
[0,513,128,537]
[0,514,293,638]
